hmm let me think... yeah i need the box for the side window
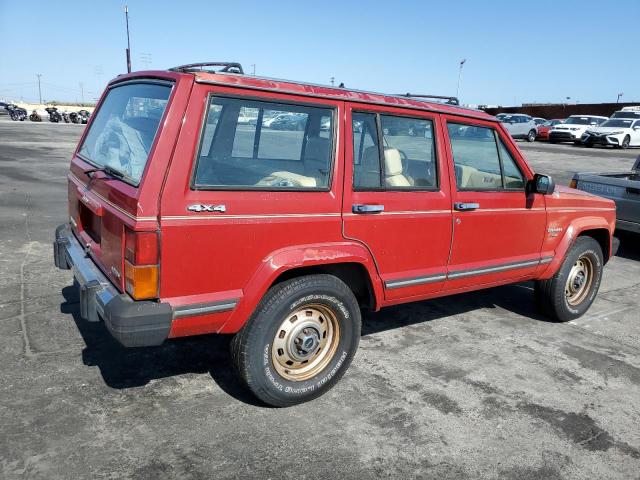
[447,122,524,191]
[497,140,525,189]
[380,116,437,188]
[352,112,381,189]
[194,96,334,190]
[352,112,438,190]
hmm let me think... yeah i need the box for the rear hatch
[67,74,186,292]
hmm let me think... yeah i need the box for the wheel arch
[218,242,383,333]
[539,218,614,279]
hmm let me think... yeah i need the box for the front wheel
[535,237,603,322]
[621,135,630,149]
[527,130,536,142]
[231,274,361,407]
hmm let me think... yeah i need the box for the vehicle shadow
[61,285,264,406]
[62,277,547,405]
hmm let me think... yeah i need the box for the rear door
[342,103,452,301]
[442,117,547,290]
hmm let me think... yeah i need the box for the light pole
[456,58,466,100]
[617,92,624,103]
[250,64,256,75]
[125,6,132,73]
[36,74,42,104]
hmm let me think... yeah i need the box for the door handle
[352,204,384,214]
[454,202,480,211]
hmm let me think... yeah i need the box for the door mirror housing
[530,173,555,195]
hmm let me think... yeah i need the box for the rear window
[193,96,334,190]
[78,81,172,185]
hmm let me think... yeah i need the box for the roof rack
[169,62,244,74]
[397,93,459,106]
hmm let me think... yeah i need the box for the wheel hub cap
[271,304,340,382]
[565,256,594,306]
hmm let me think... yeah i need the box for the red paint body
[66,71,616,339]
[537,119,564,140]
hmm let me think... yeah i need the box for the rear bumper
[54,224,172,347]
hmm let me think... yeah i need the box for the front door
[441,117,547,291]
[342,104,452,301]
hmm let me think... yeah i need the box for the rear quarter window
[193,96,334,190]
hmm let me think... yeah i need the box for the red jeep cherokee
[54,62,617,406]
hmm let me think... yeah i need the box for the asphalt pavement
[0,117,639,479]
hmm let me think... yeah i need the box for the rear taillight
[124,228,159,300]
[569,179,578,189]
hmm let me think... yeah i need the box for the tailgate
[577,173,640,222]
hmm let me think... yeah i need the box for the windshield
[78,81,172,185]
[565,117,598,125]
[612,111,640,119]
[600,119,634,128]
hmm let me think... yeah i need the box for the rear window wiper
[84,165,126,180]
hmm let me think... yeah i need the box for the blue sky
[1,0,638,106]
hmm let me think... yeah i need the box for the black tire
[527,130,536,142]
[621,135,630,149]
[573,141,581,146]
[549,139,556,144]
[231,274,361,407]
[534,237,603,322]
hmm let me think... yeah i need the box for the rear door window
[78,81,172,185]
[352,112,438,190]
[194,96,334,190]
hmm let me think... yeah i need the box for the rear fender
[218,242,383,333]
[538,216,613,279]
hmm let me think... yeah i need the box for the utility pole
[125,6,132,73]
[617,92,624,103]
[456,59,466,101]
[330,76,335,86]
[79,82,85,105]
[36,74,42,104]
[250,64,256,75]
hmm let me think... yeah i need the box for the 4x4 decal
[187,204,226,213]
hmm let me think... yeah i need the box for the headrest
[383,148,403,176]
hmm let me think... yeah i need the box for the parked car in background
[499,114,538,142]
[571,156,640,233]
[533,117,547,126]
[269,112,307,130]
[611,106,640,120]
[0,101,9,115]
[580,118,640,149]
[52,61,617,406]
[549,115,607,144]
[537,119,564,141]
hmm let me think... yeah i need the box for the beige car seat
[383,147,413,187]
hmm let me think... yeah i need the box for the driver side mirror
[529,173,555,195]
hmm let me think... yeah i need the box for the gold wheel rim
[271,304,340,382]
[565,255,594,306]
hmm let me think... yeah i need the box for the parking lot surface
[1,117,639,479]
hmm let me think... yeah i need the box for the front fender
[218,242,383,333]
[538,216,613,280]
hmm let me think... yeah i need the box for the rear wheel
[527,130,536,142]
[535,237,603,322]
[231,274,361,407]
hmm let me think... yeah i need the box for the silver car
[498,114,538,142]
